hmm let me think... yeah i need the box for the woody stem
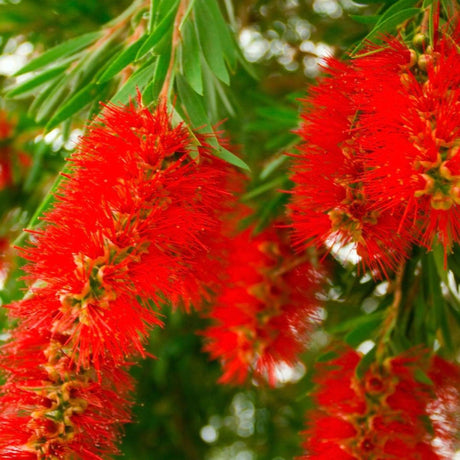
[376,262,405,360]
[158,0,188,102]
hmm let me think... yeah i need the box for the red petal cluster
[301,348,460,459]
[0,101,233,458]
[358,35,460,250]
[289,29,460,276]
[202,223,324,386]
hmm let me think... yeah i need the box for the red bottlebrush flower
[300,348,460,459]
[288,56,411,278]
[0,100,236,458]
[357,34,460,251]
[202,222,324,386]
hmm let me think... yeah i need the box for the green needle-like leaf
[15,32,101,76]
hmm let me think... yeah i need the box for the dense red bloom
[300,348,460,459]
[357,34,460,250]
[202,222,324,386]
[288,56,411,277]
[289,26,460,274]
[0,101,235,458]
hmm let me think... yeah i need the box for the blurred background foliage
[0,1,389,459]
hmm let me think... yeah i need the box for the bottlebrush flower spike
[356,32,460,251]
[300,348,460,459]
[288,57,411,278]
[0,100,235,458]
[202,222,324,386]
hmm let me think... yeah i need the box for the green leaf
[32,33,120,123]
[181,19,203,95]
[214,145,250,171]
[136,0,179,60]
[432,243,448,284]
[15,32,101,76]
[424,254,453,351]
[328,311,384,334]
[148,0,160,34]
[28,79,58,117]
[5,64,67,98]
[176,75,209,128]
[377,0,419,25]
[254,193,287,233]
[260,154,288,180]
[448,302,460,325]
[13,162,70,248]
[46,83,103,129]
[97,36,147,83]
[242,177,286,200]
[176,76,249,170]
[179,0,197,30]
[414,368,434,386]
[349,14,379,25]
[194,0,230,85]
[195,0,236,69]
[214,78,235,116]
[111,60,157,105]
[353,0,393,4]
[438,300,454,351]
[75,34,123,84]
[142,53,170,105]
[345,315,383,347]
[34,77,70,123]
[365,8,421,41]
[355,345,376,380]
[316,350,339,363]
[23,141,46,192]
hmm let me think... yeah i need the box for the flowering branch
[0,100,233,458]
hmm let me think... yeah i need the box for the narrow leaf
[176,75,209,128]
[349,14,379,25]
[5,64,67,98]
[376,0,419,25]
[13,162,70,248]
[148,0,160,33]
[46,83,102,129]
[355,345,376,380]
[136,0,179,60]
[345,316,382,347]
[432,243,448,283]
[414,368,434,386]
[142,53,170,105]
[214,145,250,171]
[242,177,286,200]
[15,32,101,75]
[196,0,236,68]
[194,0,230,84]
[354,0,393,4]
[179,0,197,30]
[260,154,288,180]
[97,36,147,83]
[365,8,421,41]
[111,60,157,105]
[181,19,203,95]
[34,78,70,123]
